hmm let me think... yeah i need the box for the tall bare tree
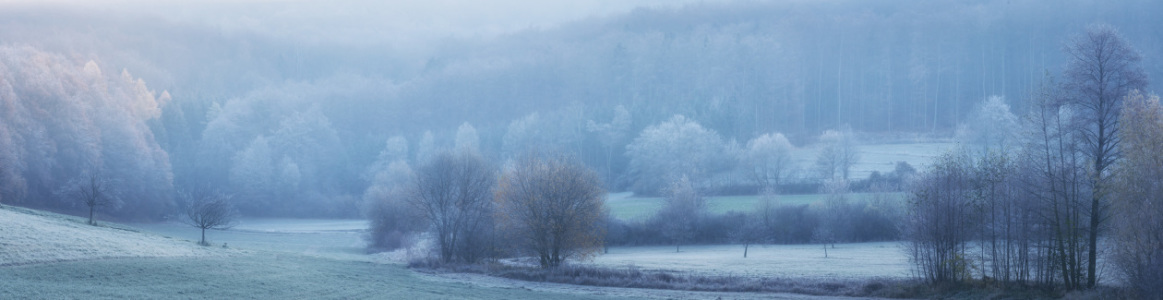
[407,151,496,263]
[180,189,238,246]
[495,153,606,268]
[1062,23,1149,288]
[1019,76,1082,288]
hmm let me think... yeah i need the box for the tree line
[903,24,1160,298]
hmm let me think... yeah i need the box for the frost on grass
[590,242,911,280]
[0,207,219,266]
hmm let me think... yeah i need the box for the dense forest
[0,0,1160,219]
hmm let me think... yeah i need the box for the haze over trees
[0,1,1161,296]
[0,0,1160,221]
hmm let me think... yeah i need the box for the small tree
[741,132,795,189]
[728,212,764,258]
[817,179,851,249]
[181,189,238,246]
[655,175,706,252]
[62,172,119,226]
[495,153,606,268]
[905,152,977,284]
[815,127,860,180]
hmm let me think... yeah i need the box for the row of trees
[606,179,905,254]
[369,150,607,268]
[904,24,1159,297]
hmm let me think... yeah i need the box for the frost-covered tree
[815,127,860,180]
[741,132,795,189]
[0,46,173,219]
[366,135,409,181]
[655,175,706,252]
[958,96,1018,155]
[503,113,543,159]
[455,122,480,154]
[625,115,723,195]
[229,136,275,213]
[586,105,632,185]
[416,131,436,164]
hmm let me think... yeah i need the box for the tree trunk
[744,243,749,258]
[88,206,95,225]
[824,243,828,258]
[1087,193,1099,288]
[201,227,206,245]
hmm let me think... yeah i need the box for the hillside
[0,205,218,266]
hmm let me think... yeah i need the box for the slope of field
[1,205,896,299]
[0,254,625,300]
[0,206,218,266]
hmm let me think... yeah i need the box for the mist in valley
[3,0,1163,298]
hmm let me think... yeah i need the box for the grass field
[0,206,616,300]
[4,205,885,299]
[607,192,905,220]
[588,242,911,280]
[0,254,621,300]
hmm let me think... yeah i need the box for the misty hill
[0,205,217,266]
[1,0,1160,219]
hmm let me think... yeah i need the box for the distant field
[832,141,958,179]
[588,242,911,280]
[606,192,905,220]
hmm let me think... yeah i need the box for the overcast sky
[3,0,726,46]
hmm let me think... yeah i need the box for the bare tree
[741,132,795,189]
[655,175,706,252]
[586,105,632,186]
[495,153,606,268]
[180,189,238,246]
[62,172,119,226]
[817,179,851,250]
[1062,23,1149,288]
[905,152,976,284]
[815,126,860,180]
[1021,77,1090,289]
[407,151,496,263]
[728,212,763,258]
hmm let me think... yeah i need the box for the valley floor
[0,206,895,299]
